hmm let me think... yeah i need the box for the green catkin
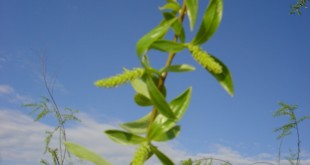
[188,44,223,74]
[131,143,152,165]
[95,68,144,88]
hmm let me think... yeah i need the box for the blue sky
[1,0,310,164]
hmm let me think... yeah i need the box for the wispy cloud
[0,109,309,165]
[0,85,14,94]
[0,84,33,104]
[0,109,50,165]
[0,52,7,68]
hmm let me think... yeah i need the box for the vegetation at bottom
[290,0,310,15]
[24,0,309,165]
[24,57,80,165]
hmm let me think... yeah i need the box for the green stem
[294,119,301,165]
[148,0,187,132]
[40,56,69,164]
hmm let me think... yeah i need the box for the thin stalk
[148,0,187,125]
[277,138,283,165]
[294,120,301,165]
[40,56,69,165]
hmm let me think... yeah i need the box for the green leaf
[23,103,38,107]
[120,112,151,134]
[151,76,167,97]
[147,116,176,141]
[192,0,223,45]
[134,93,153,107]
[146,76,175,119]
[131,78,150,98]
[105,130,146,145]
[147,87,191,140]
[185,0,198,31]
[136,18,177,58]
[208,54,234,96]
[297,116,310,123]
[64,142,112,165]
[150,40,186,53]
[44,131,53,153]
[173,21,186,43]
[161,64,195,73]
[163,12,186,43]
[170,87,192,120]
[152,125,181,142]
[34,108,50,121]
[150,145,175,165]
[166,0,177,3]
[160,2,181,12]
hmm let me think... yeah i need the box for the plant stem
[277,138,283,165]
[40,56,69,165]
[294,119,301,165]
[148,0,187,125]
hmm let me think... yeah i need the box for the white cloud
[0,109,50,165]
[0,85,14,94]
[0,84,33,104]
[0,54,7,68]
[0,109,309,165]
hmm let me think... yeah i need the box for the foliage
[66,0,234,164]
[181,158,233,165]
[23,57,80,165]
[273,102,309,165]
[290,0,310,15]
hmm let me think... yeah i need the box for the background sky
[0,0,310,164]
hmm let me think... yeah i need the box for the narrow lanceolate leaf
[44,131,53,153]
[146,76,175,119]
[173,20,186,43]
[166,0,177,3]
[131,143,153,165]
[148,87,191,140]
[150,40,186,53]
[162,12,186,43]
[192,0,223,45]
[185,0,199,31]
[146,106,175,141]
[131,78,150,98]
[150,145,175,165]
[34,108,50,121]
[95,68,144,88]
[152,125,181,142]
[147,116,176,141]
[136,18,177,58]
[160,2,181,12]
[120,112,151,134]
[64,142,112,165]
[208,54,234,96]
[162,64,195,73]
[134,93,152,107]
[297,116,310,123]
[170,87,192,120]
[105,130,146,145]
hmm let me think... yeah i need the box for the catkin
[188,44,222,74]
[131,143,152,165]
[95,68,144,88]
